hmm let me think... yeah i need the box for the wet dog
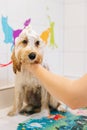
[8,26,66,116]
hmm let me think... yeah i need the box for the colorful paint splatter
[1,16,31,45]
[0,16,31,67]
[17,110,87,130]
[0,16,57,67]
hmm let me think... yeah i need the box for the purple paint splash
[13,18,31,44]
[24,18,31,27]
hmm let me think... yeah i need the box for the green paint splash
[48,16,58,48]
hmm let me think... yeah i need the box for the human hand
[23,63,40,74]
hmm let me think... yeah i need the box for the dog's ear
[11,48,21,74]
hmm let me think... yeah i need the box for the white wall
[63,0,86,79]
[42,0,87,80]
[0,0,64,87]
[0,0,87,88]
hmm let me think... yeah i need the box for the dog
[8,26,66,116]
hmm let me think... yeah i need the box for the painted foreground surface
[17,110,87,130]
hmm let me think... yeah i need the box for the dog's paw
[21,105,33,112]
[57,105,66,112]
[8,110,17,116]
[40,109,50,117]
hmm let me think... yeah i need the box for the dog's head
[11,26,46,73]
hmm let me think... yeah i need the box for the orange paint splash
[40,28,50,44]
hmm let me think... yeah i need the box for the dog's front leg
[8,87,24,116]
[41,87,50,116]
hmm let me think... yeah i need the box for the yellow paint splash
[40,28,50,44]
[40,15,57,47]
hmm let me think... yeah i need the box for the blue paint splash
[1,16,13,44]
[1,16,31,48]
[17,110,87,130]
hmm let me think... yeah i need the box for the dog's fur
[8,26,65,116]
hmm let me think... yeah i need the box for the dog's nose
[28,52,36,60]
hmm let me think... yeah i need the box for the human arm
[26,64,87,109]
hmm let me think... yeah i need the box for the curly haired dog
[8,26,66,116]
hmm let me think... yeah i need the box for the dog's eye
[22,40,28,44]
[35,41,40,47]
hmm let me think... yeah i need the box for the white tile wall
[64,1,85,28]
[84,52,87,72]
[0,0,87,88]
[63,52,85,77]
[63,0,86,79]
[64,27,85,52]
[44,47,64,75]
[0,0,64,87]
[84,1,87,73]
[65,0,85,4]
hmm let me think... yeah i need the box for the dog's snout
[28,52,36,60]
